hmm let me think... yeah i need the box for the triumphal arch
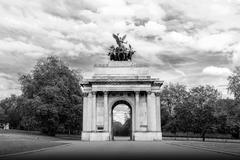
[81,34,163,141]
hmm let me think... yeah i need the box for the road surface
[1,140,240,160]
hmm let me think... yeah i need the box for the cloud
[134,21,166,38]
[232,52,240,66]
[0,72,21,99]
[202,66,232,76]
[196,32,235,52]
[230,42,240,66]
[0,73,14,79]
[0,0,240,99]
[157,54,195,66]
[0,38,48,57]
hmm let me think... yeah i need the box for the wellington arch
[81,34,163,141]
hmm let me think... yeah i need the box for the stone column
[151,92,157,131]
[147,91,157,131]
[87,92,92,131]
[82,93,88,131]
[135,91,140,131]
[155,92,161,132]
[132,103,135,134]
[104,91,108,131]
[159,96,162,132]
[147,91,152,131]
[92,91,96,131]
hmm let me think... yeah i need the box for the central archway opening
[112,100,132,141]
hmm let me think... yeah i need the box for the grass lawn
[0,130,66,155]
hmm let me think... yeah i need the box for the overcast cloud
[1,0,240,99]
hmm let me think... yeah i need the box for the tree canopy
[0,56,83,136]
[227,67,240,138]
[160,84,229,140]
[228,66,240,103]
[20,56,83,135]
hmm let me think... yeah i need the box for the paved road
[2,140,240,160]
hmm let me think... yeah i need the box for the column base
[134,132,162,141]
[82,131,162,141]
[81,132,110,141]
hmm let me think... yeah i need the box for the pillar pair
[82,91,109,132]
[135,91,161,132]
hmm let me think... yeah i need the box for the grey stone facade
[81,61,163,141]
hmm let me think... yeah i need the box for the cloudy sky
[0,0,240,99]
[113,104,130,124]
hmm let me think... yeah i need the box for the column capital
[83,92,88,97]
[103,91,108,95]
[147,91,152,95]
[135,91,140,95]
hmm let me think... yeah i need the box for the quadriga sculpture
[108,33,136,61]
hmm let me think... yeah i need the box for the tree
[190,85,220,141]
[161,107,171,128]
[174,93,194,136]
[121,118,131,136]
[18,96,40,131]
[112,121,123,136]
[214,99,235,134]
[228,66,240,103]
[0,95,21,129]
[227,66,240,138]
[160,83,189,132]
[0,106,8,126]
[160,83,189,116]
[19,56,83,136]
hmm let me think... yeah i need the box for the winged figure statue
[109,33,135,61]
[112,33,121,46]
[112,33,127,47]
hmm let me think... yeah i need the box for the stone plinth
[134,132,162,141]
[82,132,110,141]
[93,61,149,79]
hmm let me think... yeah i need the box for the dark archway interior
[112,100,132,141]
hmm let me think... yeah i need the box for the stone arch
[109,99,134,140]
[109,96,135,111]
[112,100,132,110]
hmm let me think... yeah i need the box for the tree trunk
[201,130,206,141]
